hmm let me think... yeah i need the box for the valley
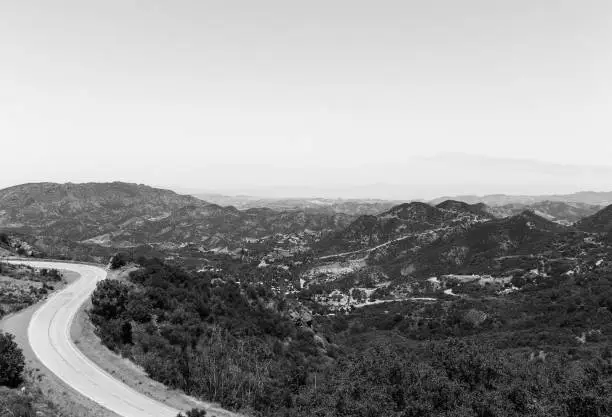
[1,182,612,416]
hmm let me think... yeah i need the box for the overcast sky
[1,1,611,198]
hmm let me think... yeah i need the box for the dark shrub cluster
[0,332,25,388]
[90,258,329,414]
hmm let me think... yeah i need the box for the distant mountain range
[194,191,605,226]
[193,193,401,216]
[429,191,612,206]
[486,201,601,225]
[178,153,612,200]
[1,182,611,266]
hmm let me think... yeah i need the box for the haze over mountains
[175,153,612,201]
[194,193,401,216]
[195,191,605,222]
[430,191,612,206]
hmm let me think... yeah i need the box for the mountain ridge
[0,182,357,261]
[429,191,612,206]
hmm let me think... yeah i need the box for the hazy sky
[1,1,611,198]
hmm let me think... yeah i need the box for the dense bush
[292,339,611,417]
[90,259,329,414]
[109,253,128,269]
[39,268,62,281]
[0,332,25,388]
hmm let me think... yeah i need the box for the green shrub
[0,332,25,387]
[109,253,128,269]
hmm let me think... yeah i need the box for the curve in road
[7,260,181,417]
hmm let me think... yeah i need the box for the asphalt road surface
[6,260,182,417]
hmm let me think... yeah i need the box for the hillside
[296,207,588,313]
[93,216,612,417]
[575,204,612,233]
[96,204,355,250]
[315,200,493,254]
[194,193,400,215]
[367,210,565,278]
[406,210,567,276]
[0,182,355,262]
[0,232,45,258]
[487,201,601,225]
[0,182,203,240]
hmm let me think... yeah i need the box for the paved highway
[6,260,182,417]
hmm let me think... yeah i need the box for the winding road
[5,260,181,417]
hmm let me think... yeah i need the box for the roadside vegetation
[90,258,333,415]
[0,262,63,417]
[0,262,63,319]
[177,409,209,417]
[91,256,612,416]
[0,331,58,417]
[0,332,24,387]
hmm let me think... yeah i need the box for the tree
[0,331,25,387]
[90,280,130,321]
[109,253,128,269]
